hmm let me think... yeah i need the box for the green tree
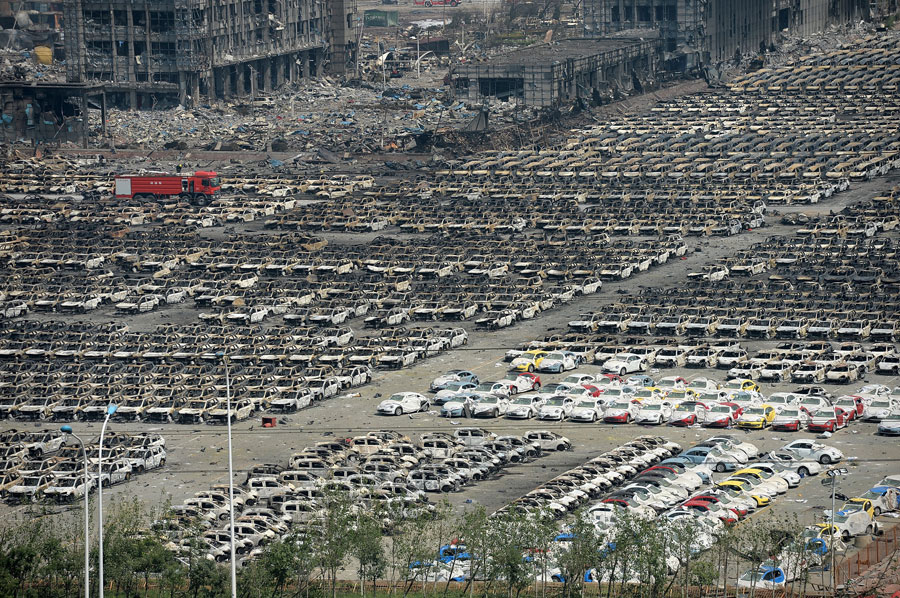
[352,508,388,598]
[315,491,354,598]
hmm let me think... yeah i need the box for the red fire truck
[114,171,221,201]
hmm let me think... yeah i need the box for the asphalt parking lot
[3,171,895,528]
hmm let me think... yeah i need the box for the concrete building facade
[62,0,352,108]
[582,0,870,67]
[452,37,661,108]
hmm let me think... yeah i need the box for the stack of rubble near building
[62,0,356,108]
[582,0,871,68]
[451,37,661,108]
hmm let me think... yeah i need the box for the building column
[208,69,217,102]
[223,67,233,98]
[274,56,284,88]
[236,66,246,96]
[109,7,118,82]
[301,52,310,79]
[262,59,272,92]
[191,73,200,105]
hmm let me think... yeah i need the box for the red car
[807,406,850,433]
[689,494,748,518]
[833,395,865,420]
[682,499,739,525]
[581,384,602,397]
[703,402,743,428]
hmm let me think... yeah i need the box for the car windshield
[546,353,564,360]
[634,390,654,398]
[780,409,799,417]
[445,382,468,390]
[746,408,765,415]
[576,401,596,409]
[724,380,743,389]
[545,399,565,406]
[512,398,533,405]
[604,389,622,397]
[480,397,498,404]
[608,401,630,409]
[709,406,731,413]
[475,384,495,392]
[870,401,889,408]
[563,375,585,384]
[642,404,662,411]
[833,514,849,524]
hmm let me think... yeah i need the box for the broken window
[150,11,175,33]
[637,5,651,21]
[84,10,110,25]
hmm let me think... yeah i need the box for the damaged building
[62,0,356,108]
[451,37,660,108]
[582,0,871,67]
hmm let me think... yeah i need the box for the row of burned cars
[158,427,572,564]
[0,320,470,424]
[0,429,166,504]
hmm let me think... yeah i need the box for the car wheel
[394,407,402,416]
[820,454,832,465]
[716,463,726,473]
[527,364,534,372]
[619,368,626,376]
[493,410,499,418]
[798,466,809,477]
[591,413,597,422]
[874,507,881,516]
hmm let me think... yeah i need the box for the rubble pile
[0,48,64,82]
[88,77,535,154]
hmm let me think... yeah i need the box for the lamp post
[97,403,117,598]
[216,351,238,598]
[60,425,89,598]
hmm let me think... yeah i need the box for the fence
[835,524,900,590]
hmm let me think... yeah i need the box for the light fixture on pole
[60,425,89,598]
[216,351,238,598]
[97,403,117,598]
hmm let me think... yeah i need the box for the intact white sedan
[377,392,430,416]
[781,439,843,465]
[602,353,646,375]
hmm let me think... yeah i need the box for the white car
[563,373,598,386]
[634,402,672,425]
[568,399,604,423]
[537,396,576,421]
[766,451,823,478]
[781,439,843,465]
[829,508,878,541]
[504,395,545,419]
[377,392,430,416]
[602,353,646,375]
[538,352,578,373]
[524,430,572,451]
[497,373,541,395]
[863,399,899,421]
[471,395,510,418]
[472,382,511,398]
[430,370,478,392]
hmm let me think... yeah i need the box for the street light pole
[61,425,89,598]
[97,403,117,598]
[217,352,238,598]
[830,475,836,598]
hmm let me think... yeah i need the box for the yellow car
[723,378,760,393]
[632,387,663,402]
[736,404,777,429]
[509,350,548,373]
[842,498,874,518]
[716,480,771,507]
